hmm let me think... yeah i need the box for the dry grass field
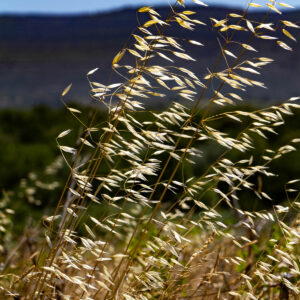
[0,1,300,299]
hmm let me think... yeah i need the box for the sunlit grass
[0,0,300,299]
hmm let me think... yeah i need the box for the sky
[0,0,299,15]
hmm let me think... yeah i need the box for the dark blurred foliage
[0,103,299,236]
[0,104,95,189]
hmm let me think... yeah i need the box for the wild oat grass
[1,0,300,299]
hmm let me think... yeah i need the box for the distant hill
[0,6,299,108]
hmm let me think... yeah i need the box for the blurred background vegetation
[1,103,299,235]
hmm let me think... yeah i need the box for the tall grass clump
[1,0,300,299]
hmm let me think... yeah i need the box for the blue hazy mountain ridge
[0,6,299,108]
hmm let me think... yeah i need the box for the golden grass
[1,0,300,299]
